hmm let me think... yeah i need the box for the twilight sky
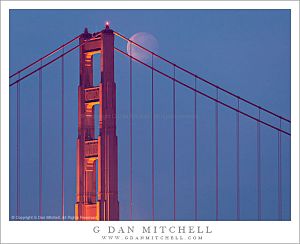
[9,10,290,221]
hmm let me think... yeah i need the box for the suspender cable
[194,75,198,220]
[236,98,240,220]
[39,60,43,220]
[278,119,282,220]
[61,48,65,220]
[151,54,155,221]
[16,72,21,219]
[257,108,261,220]
[215,88,219,220]
[173,65,176,221]
[129,43,133,220]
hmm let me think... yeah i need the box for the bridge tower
[75,24,119,221]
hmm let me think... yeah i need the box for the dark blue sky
[9,10,291,221]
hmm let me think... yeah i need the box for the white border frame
[1,1,299,243]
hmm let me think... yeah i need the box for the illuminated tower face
[75,25,119,221]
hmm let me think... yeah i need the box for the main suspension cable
[114,47,290,136]
[10,35,80,79]
[10,41,88,87]
[114,31,290,124]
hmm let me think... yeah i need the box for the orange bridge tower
[75,24,119,221]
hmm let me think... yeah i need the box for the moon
[126,32,159,63]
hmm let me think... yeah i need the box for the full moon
[126,32,159,63]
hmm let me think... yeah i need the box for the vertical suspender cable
[61,48,65,220]
[215,88,219,220]
[173,65,176,221]
[39,60,43,219]
[194,76,198,220]
[236,98,240,220]
[278,119,282,220]
[16,72,21,219]
[129,43,133,220]
[257,108,261,220]
[151,54,155,221]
